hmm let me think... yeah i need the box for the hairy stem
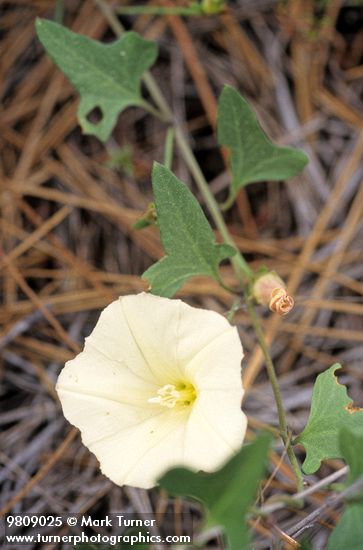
[246,294,304,491]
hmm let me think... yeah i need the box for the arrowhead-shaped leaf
[328,429,363,550]
[295,364,363,475]
[158,433,272,550]
[217,86,308,202]
[142,163,236,297]
[36,19,157,141]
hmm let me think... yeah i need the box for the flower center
[148,382,196,409]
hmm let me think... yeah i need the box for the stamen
[148,382,196,409]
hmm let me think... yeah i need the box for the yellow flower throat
[148,382,196,408]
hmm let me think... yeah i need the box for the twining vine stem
[93,0,303,491]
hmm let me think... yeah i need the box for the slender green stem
[140,100,170,122]
[164,127,175,169]
[220,190,237,211]
[246,296,287,435]
[225,298,243,322]
[217,278,241,295]
[94,0,124,34]
[141,84,173,121]
[54,0,64,23]
[245,293,304,491]
[93,0,303,490]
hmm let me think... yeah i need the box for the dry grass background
[1,0,363,548]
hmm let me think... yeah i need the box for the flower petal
[58,391,164,449]
[120,293,240,382]
[183,389,247,471]
[88,387,246,488]
[173,297,238,369]
[90,408,190,488]
[57,347,158,406]
[83,298,158,383]
[120,293,184,383]
[185,326,243,391]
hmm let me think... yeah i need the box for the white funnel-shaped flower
[57,293,247,489]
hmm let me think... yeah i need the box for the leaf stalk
[164,127,175,169]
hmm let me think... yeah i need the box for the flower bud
[252,272,294,316]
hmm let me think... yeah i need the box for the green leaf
[328,429,363,550]
[142,163,236,297]
[35,19,157,141]
[217,86,309,202]
[328,505,363,550]
[298,538,314,550]
[295,364,363,475]
[339,430,363,486]
[158,433,272,550]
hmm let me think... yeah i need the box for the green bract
[217,86,308,205]
[295,364,363,474]
[36,19,157,141]
[158,433,271,550]
[142,163,236,297]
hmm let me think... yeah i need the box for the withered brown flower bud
[252,272,294,316]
